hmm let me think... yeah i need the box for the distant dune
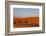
[13,17,39,28]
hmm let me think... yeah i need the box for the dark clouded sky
[13,8,39,18]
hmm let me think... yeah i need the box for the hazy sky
[13,8,39,18]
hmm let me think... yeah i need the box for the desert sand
[13,17,39,28]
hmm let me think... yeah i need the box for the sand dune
[13,17,39,28]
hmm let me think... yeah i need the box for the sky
[13,8,39,18]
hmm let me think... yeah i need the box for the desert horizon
[13,8,39,28]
